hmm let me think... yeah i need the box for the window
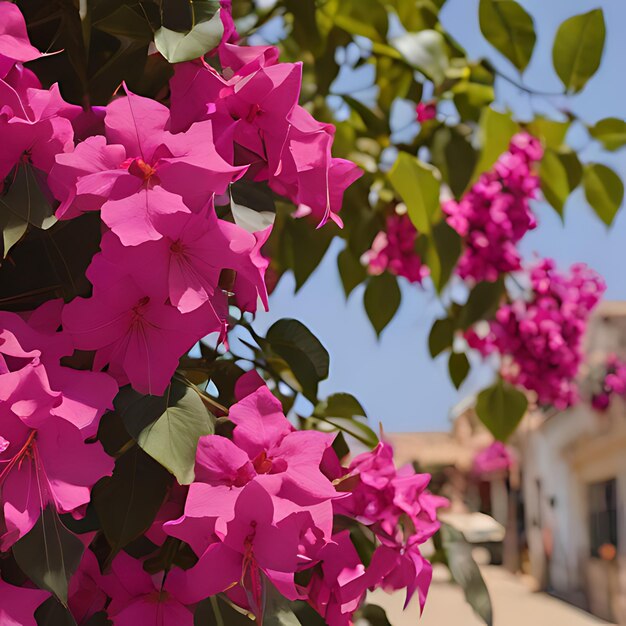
[588,479,619,558]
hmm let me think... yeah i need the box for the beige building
[520,302,626,624]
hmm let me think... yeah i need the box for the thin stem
[494,69,564,98]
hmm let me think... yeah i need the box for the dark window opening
[589,478,618,558]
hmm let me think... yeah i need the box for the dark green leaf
[442,524,493,626]
[313,393,378,449]
[284,0,321,52]
[429,318,454,358]
[266,318,330,401]
[337,247,367,298]
[475,378,528,442]
[0,164,56,257]
[83,613,112,626]
[431,127,477,199]
[119,380,215,484]
[392,30,449,84]
[589,118,626,152]
[449,352,470,389]
[264,580,303,626]
[425,219,462,293]
[364,273,401,336]
[458,279,505,330]
[388,153,440,234]
[92,5,153,42]
[155,10,223,63]
[354,604,392,626]
[552,9,605,93]
[583,163,624,226]
[558,149,583,191]
[13,506,84,605]
[35,598,77,626]
[479,0,536,72]
[540,148,571,217]
[92,446,171,562]
[195,596,252,626]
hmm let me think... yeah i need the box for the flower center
[131,296,150,322]
[128,158,157,181]
[252,450,287,475]
[170,239,186,256]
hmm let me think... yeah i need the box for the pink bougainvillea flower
[473,441,515,475]
[0,2,42,78]
[0,343,113,548]
[166,480,306,612]
[69,549,109,624]
[307,531,367,626]
[100,551,193,626]
[50,88,245,245]
[416,101,436,122]
[363,213,429,284]
[0,78,78,183]
[99,205,268,314]
[0,309,118,436]
[0,576,49,625]
[62,255,224,395]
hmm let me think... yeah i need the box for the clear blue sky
[250,0,626,432]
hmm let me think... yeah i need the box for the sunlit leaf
[589,118,626,152]
[392,29,449,84]
[583,163,624,226]
[475,378,528,442]
[552,8,605,93]
[155,10,223,63]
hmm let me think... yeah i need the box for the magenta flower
[99,205,268,314]
[363,213,429,284]
[416,101,436,123]
[62,255,225,395]
[0,329,113,548]
[69,549,109,624]
[100,552,193,626]
[444,133,543,282]
[50,88,245,245]
[0,2,42,78]
[473,441,515,476]
[0,577,49,626]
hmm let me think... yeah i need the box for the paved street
[369,566,614,626]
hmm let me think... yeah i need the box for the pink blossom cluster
[472,441,514,476]
[26,378,445,626]
[443,133,543,282]
[467,259,606,408]
[363,213,429,284]
[590,354,626,411]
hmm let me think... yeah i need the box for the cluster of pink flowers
[443,133,543,283]
[467,259,606,408]
[0,4,443,625]
[17,377,445,625]
[472,442,515,476]
[590,354,626,411]
[363,213,429,284]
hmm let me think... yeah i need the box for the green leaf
[431,127,478,199]
[449,352,470,389]
[552,8,605,93]
[337,247,367,298]
[92,5,153,42]
[364,273,401,336]
[429,318,454,358]
[442,524,493,626]
[540,148,571,217]
[154,10,223,63]
[313,393,378,449]
[92,446,171,562]
[526,116,569,150]
[472,108,519,181]
[589,118,626,152]
[266,318,330,401]
[119,380,215,485]
[479,0,536,72]
[391,29,449,84]
[333,0,388,42]
[458,279,505,330]
[195,596,252,625]
[558,149,583,191]
[388,153,440,234]
[0,163,57,257]
[35,598,77,626]
[475,378,528,442]
[354,604,392,626]
[283,0,322,52]
[13,506,84,605]
[583,163,624,226]
[425,219,462,293]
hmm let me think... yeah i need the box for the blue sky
[249,0,626,432]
